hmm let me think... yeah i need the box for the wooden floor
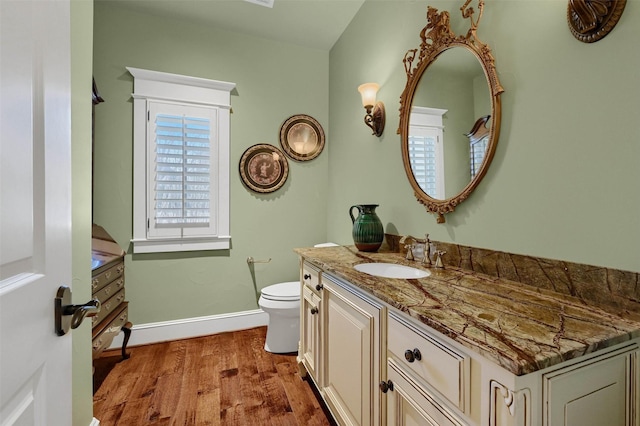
[93,326,335,426]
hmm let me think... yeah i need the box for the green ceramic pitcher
[349,204,384,252]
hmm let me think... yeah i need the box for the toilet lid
[261,281,300,301]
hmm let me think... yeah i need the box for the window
[128,67,235,253]
[409,107,447,199]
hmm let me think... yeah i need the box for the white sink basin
[354,263,430,279]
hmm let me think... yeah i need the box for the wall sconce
[358,83,385,137]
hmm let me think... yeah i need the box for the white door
[0,1,73,425]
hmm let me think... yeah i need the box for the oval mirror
[399,2,504,223]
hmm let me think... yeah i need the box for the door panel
[0,1,73,425]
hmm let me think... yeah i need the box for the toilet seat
[260,281,299,302]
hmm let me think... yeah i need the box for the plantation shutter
[148,101,218,238]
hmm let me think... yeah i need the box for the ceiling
[104,0,366,51]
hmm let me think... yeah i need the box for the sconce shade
[358,83,379,108]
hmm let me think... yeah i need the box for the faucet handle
[434,250,446,269]
[404,244,414,261]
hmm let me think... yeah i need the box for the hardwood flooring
[93,326,335,426]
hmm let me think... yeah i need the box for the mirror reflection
[408,47,491,200]
[398,1,503,223]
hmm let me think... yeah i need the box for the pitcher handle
[349,205,361,224]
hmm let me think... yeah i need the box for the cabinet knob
[404,348,422,363]
[315,284,323,291]
[310,307,318,315]
[304,273,311,280]
[379,380,394,393]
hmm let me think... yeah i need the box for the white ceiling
[104,0,366,51]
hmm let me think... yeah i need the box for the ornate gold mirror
[399,0,503,223]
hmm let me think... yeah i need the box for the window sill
[131,236,231,254]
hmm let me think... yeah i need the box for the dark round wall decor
[239,144,289,193]
[567,0,626,43]
[279,114,325,162]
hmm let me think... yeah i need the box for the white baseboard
[107,309,269,349]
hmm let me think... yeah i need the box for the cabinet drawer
[91,289,125,328]
[93,276,124,304]
[92,303,128,359]
[92,261,124,293]
[388,311,469,412]
[387,358,466,426]
[302,263,322,295]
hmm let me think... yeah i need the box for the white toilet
[258,281,300,353]
[258,242,338,353]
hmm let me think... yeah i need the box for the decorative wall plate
[239,144,289,193]
[567,0,626,43]
[279,114,325,162]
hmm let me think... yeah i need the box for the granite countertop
[295,245,640,376]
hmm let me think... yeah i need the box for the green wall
[71,1,94,424]
[92,2,329,324]
[93,0,640,333]
[328,0,640,273]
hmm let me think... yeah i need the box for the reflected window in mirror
[409,107,447,198]
[466,115,491,179]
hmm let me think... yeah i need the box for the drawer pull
[304,273,311,280]
[379,380,394,393]
[310,307,319,315]
[404,348,422,363]
[315,284,323,291]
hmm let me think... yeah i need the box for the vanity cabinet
[297,255,640,426]
[542,344,638,426]
[299,262,323,384]
[322,274,384,426]
[386,311,469,425]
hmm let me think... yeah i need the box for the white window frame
[409,106,447,199]
[128,67,235,253]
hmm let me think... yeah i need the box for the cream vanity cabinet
[322,273,384,426]
[299,259,640,426]
[299,260,385,426]
[299,262,323,384]
[385,306,639,426]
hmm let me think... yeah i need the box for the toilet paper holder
[247,257,271,265]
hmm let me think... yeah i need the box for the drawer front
[91,289,125,328]
[302,262,322,295]
[388,311,469,412]
[387,358,466,426]
[92,303,128,359]
[93,276,124,304]
[92,261,124,293]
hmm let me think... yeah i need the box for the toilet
[258,242,338,353]
[258,281,300,353]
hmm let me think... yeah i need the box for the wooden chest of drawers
[91,224,131,360]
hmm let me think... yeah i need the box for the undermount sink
[354,263,430,279]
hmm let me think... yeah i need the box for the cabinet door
[386,359,466,426]
[544,346,637,426]
[300,284,322,384]
[323,276,383,426]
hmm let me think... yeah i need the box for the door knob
[55,286,101,336]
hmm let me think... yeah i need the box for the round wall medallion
[279,114,325,162]
[239,144,289,193]
[567,0,626,43]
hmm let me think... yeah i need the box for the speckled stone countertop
[295,245,640,376]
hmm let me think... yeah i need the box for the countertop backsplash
[385,233,640,317]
